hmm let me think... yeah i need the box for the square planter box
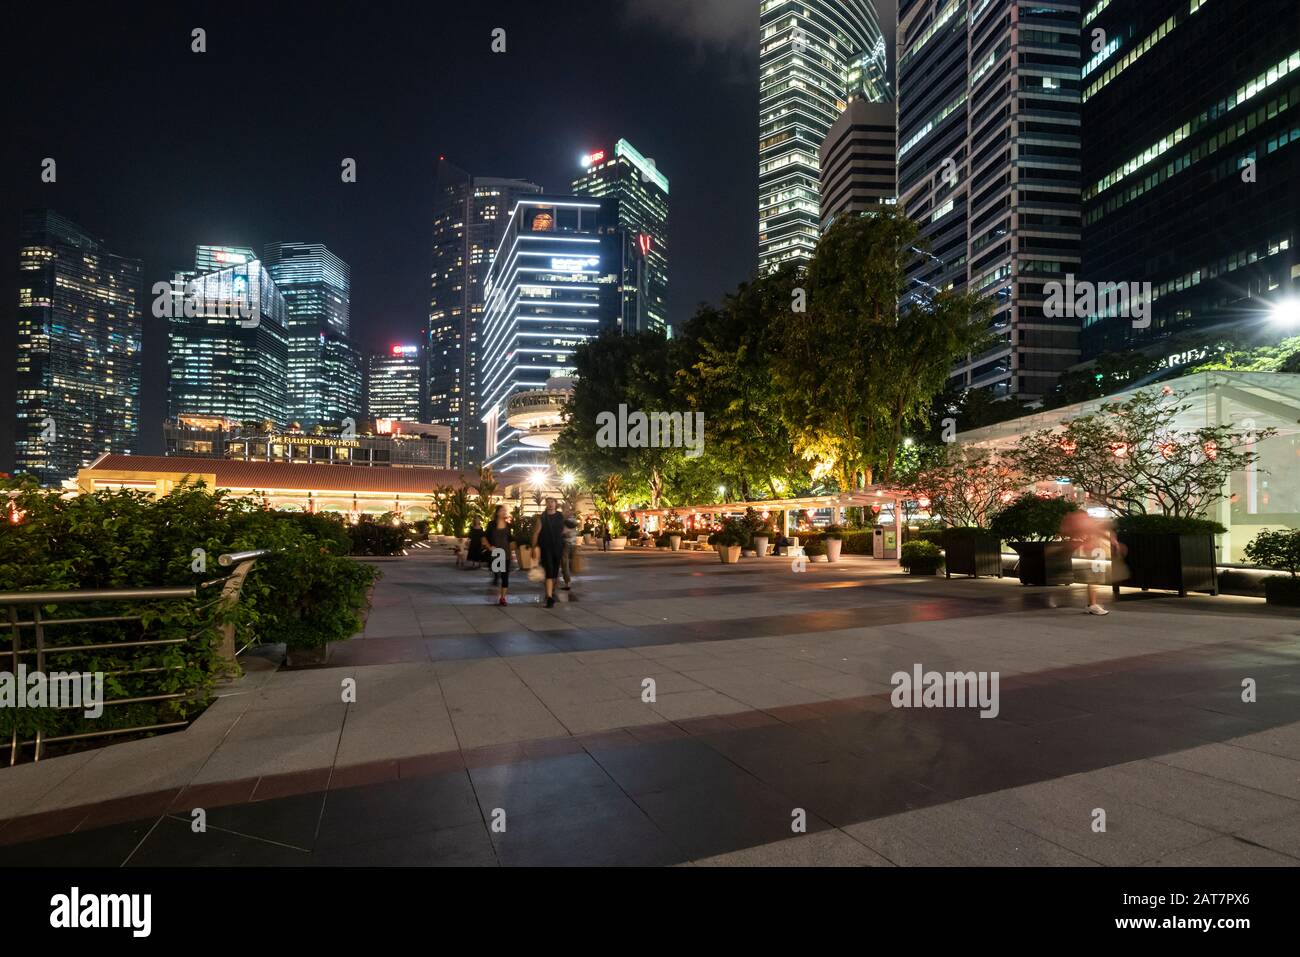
[1009,541,1074,586]
[1112,532,1217,597]
[943,532,1003,579]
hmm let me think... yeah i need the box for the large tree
[775,210,992,488]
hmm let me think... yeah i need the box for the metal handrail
[3,550,272,766]
[218,549,270,567]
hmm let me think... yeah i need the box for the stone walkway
[1,546,1298,865]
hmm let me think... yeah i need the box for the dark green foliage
[1116,514,1228,536]
[901,540,943,574]
[990,494,1081,542]
[0,483,378,748]
[1244,528,1300,576]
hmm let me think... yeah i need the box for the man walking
[531,497,567,608]
[560,505,579,597]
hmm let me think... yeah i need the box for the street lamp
[1269,297,1300,329]
[561,471,576,487]
[717,484,726,500]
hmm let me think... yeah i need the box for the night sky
[0,0,758,463]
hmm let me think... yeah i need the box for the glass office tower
[572,138,670,335]
[478,196,622,476]
[898,0,1083,400]
[428,159,543,469]
[368,345,425,422]
[14,210,142,485]
[1080,0,1300,361]
[262,242,360,427]
[759,0,889,272]
[165,258,290,426]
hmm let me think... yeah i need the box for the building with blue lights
[478,196,621,476]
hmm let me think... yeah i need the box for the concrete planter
[517,547,535,570]
[669,535,682,551]
[609,537,627,550]
[718,544,741,564]
[752,535,769,557]
[826,538,843,562]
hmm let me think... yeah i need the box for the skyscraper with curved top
[759,0,890,272]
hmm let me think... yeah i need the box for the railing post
[215,560,258,669]
[7,604,19,767]
[32,605,44,762]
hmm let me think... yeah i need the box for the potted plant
[708,518,746,564]
[909,447,1018,579]
[666,515,684,552]
[803,537,828,563]
[990,494,1080,586]
[1243,527,1300,606]
[824,524,844,563]
[901,540,943,576]
[1112,514,1223,597]
[1014,387,1268,598]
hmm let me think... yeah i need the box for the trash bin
[872,524,898,560]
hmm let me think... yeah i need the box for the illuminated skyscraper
[262,242,361,427]
[898,0,1082,400]
[428,159,542,469]
[14,210,142,485]
[572,139,669,335]
[759,0,890,272]
[368,345,425,422]
[165,258,290,426]
[479,196,622,476]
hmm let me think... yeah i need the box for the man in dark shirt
[531,497,567,608]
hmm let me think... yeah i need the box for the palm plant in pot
[990,493,1081,586]
[514,514,537,569]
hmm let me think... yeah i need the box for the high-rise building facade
[194,245,257,274]
[898,0,1083,400]
[759,0,890,272]
[479,196,622,476]
[262,242,361,427]
[1080,0,1300,360]
[571,139,670,335]
[428,160,542,470]
[165,258,290,426]
[14,210,142,485]
[367,345,425,422]
[820,96,898,229]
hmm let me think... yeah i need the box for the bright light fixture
[1269,297,1300,328]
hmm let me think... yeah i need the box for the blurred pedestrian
[487,505,513,605]
[1060,508,1123,615]
[531,497,566,608]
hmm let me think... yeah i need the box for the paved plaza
[1,546,1299,866]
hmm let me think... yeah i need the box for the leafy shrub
[346,515,408,556]
[803,537,827,557]
[824,523,844,539]
[990,494,1080,542]
[708,517,748,548]
[1262,576,1300,606]
[1116,514,1227,536]
[1243,528,1300,576]
[514,514,537,547]
[1216,570,1264,596]
[0,483,378,750]
[901,540,943,574]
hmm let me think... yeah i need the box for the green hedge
[0,483,378,749]
[1116,514,1227,536]
[901,540,943,574]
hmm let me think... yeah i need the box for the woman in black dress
[486,505,513,605]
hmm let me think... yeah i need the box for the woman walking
[531,497,567,608]
[487,505,513,606]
